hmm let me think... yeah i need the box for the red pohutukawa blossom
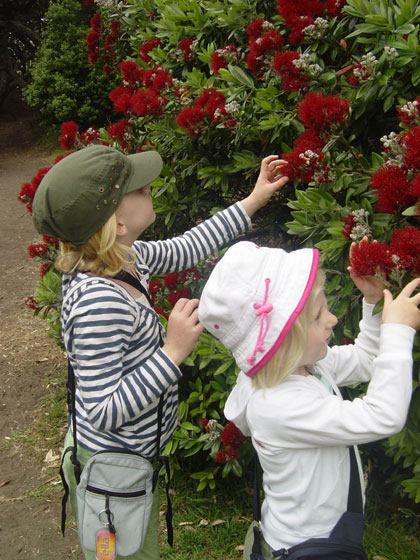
[28,243,49,259]
[107,119,132,141]
[40,263,52,278]
[397,97,420,125]
[342,214,356,240]
[167,287,192,307]
[139,38,161,64]
[176,88,227,135]
[87,13,101,65]
[246,28,285,74]
[389,227,420,275]
[402,125,420,170]
[79,127,101,144]
[120,60,144,85]
[349,238,392,277]
[163,272,182,291]
[210,44,239,75]
[221,422,246,448]
[370,164,414,214]
[280,129,327,182]
[277,0,346,45]
[130,88,166,117]
[59,121,79,150]
[215,449,227,464]
[297,91,350,130]
[149,279,163,300]
[246,18,264,40]
[273,51,308,92]
[176,106,206,136]
[42,235,59,248]
[409,172,420,199]
[25,296,37,310]
[177,38,194,60]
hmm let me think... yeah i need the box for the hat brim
[125,151,163,193]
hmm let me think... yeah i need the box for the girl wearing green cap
[32,145,289,560]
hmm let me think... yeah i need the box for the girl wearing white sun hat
[198,240,420,559]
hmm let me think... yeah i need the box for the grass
[4,366,418,559]
[159,470,420,560]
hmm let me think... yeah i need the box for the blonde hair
[252,268,326,389]
[55,212,135,276]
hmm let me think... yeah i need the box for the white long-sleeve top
[224,301,414,550]
[61,202,251,458]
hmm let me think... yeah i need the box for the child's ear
[116,217,128,237]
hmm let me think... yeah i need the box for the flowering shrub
[21,0,420,500]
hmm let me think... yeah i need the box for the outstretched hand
[348,240,386,304]
[382,278,420,330]
[241,155,289,217]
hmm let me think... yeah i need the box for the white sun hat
[198,241,319,377]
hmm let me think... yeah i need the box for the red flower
[154,305,168,319]
[167,287,192,307]
[139,38,161,64]
[214,449,227,464]
[59,121,79,150]
[221,422,246,448]
[402,126,420,170]
[42,235,59,247]
[349,238,391,277]
[342,214,356,240]
[280,129,327,182]
[273,51,308,92]
[389,227,420,274]
[79,127,100,145]
[176,105,206,136]
[397,97,420,125]
[178,38,194,60]
[370,165,414,214]
[298,92,350,130]
[25,296,37,310]
[28,243,49,259]
[200,417,209,428]
[226,448,239,460]
[107,119,132,141]
[409,172,420,198]
[149,279,163,298]
[163,272,181,290]
[120,60,144,84]
[180,268,201,283]
[40,263,52,278]
[109,20,120,35]
[110,87,133,114]
[246,18,264,40]
[130,88,166,117]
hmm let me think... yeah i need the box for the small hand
[162,298,203,365]
[348,239,386,304]
[241,155,289,217]
[382,278,420,330]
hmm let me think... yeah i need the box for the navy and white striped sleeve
[65,285,181,432]
[135,201,251,275]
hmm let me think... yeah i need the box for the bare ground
[0,92,83,558]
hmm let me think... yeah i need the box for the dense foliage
[20,0,420,505]
[23,0,119,129]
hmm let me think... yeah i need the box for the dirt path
[0,92,83,558]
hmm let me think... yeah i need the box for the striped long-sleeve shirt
[61,202,251,458]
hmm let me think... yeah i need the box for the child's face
[300,291,338,367]
[116,185,156,244]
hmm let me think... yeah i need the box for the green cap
[32,145,163,245]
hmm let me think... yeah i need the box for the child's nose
[328,312,338,328]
